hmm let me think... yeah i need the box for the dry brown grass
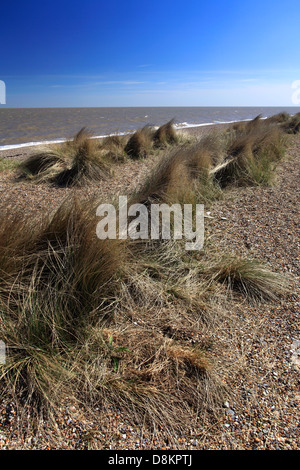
[55,138,112,187]
[265,112,291,124]
[206,254,288,303]
[131,138,223,208]
[153,119,178,147]
[0,112,292,439]
[0,196,129,408]
[129,115,288,207]
[131,146,192,205]
[0,197,127,313]
[213,116,287,187]
[98,134,128,162]
[0,194,227,431]
[18,128,113,186]
[124,125,155,160]
[73,325,224,433]
[18,151,66,177]
[281,113,300,134]
[183,142,214,180]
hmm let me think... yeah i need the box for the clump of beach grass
[265,112,291,125]
[153,119,179,148]
[131,145,192,205]
[206,254,288,303]
[131,140,222,208]
[124,125,155,160]
[98,134,128,162]
[55,137,112,187]
[71,324,224,434]
[281,113,300,134]
[123,120,187,159]
[0,196,128,406]
[18,149,67,181]
[213,116,287,187]
[183,141,214,179]
[18,128,113,186]
[0,193,227,431]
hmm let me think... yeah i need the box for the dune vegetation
[18,128,113,186]
[0,112,295,440]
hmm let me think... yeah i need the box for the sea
[0,106,299,151]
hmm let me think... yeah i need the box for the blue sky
[1,0,300,107]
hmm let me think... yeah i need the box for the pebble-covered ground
[0,130,299,450]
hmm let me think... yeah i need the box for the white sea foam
[175,116,272,130]
[175,118,253,130]
[175,121,215,129]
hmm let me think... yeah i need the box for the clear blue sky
[1,0,300,107]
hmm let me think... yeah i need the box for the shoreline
[0,121,231,160]
[2,108,299,157]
